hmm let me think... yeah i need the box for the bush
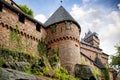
[42,66,50,76]
[0,58,5,67]
[102,68,110,80]
[53,67,79,80]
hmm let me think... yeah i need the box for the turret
[44,6,81,75]
[83,30,100,47]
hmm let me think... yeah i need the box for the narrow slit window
[19,14,25,23]
[36,24,40,32]
[61,27,62,32]
[0,3,3,12]
[51,24,56,33]
[66,21,71,30]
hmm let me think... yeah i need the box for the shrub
[102,68,110,80]
[53,67,79,80]
[42,66,50,76]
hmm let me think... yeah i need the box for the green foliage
[19,5,34,18]
[0,57,5,67]
[25,36,33,52]
[111,43,120,70]
[10,28,18,42]
[93,68,100,80]
[24,69,32,74]
[81,57,86,65]
[16,34,22,50]
[53,67,79,80]
[9,26,33,53]
[10,26,23,51]
[101,68,110,80]
[31,66,43,75]
[0,47,38,66]
[37,38,47,57]
[42,66,50,76]
[49,48,60,67]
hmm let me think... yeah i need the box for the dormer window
[51,24,56,33]
[66,21,71,30]
[36,23,40,32]
[19,14,25,23]
[0,3,3,12]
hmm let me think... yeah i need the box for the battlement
[0,0,46,54]
[0,0,109,78]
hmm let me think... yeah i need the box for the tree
[19,5,34,18]
[111,43,120,72]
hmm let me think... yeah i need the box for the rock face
[0,68,48,80]
[75,64,97,80]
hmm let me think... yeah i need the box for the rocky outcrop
[0,68,48,80]
[75,64,96,80]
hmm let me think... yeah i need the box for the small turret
[83,30,100,47]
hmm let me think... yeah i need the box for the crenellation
[0,2,46,55]
[0,0,111,79]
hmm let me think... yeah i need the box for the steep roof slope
[44,6,80,28]
[94,55,105,69]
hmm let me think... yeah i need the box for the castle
[0,0,113,80]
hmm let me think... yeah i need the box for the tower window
[61,27,62,32]
[51,24,56,33]
[36,24,40,32]
[0,3,3,12]
[66,21,71,30]
[19,14,25,23]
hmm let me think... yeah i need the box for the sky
[13,0,120,56]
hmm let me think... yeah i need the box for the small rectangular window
[36,24,40,32]
[51,24,56,33]
[61,27,62,32]
[66,21,71,30]
[19,14,25,23]
[0,3,3,12]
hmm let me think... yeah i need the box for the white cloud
[117,3,120,9]
[34,14,47,23]
[70,4,120,55]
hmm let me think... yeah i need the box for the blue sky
[14,0,120,17]
[14,0,120,56]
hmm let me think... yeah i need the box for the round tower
[44,6,81,75]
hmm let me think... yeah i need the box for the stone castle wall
[0,3,46,55]
[101,54,108,67]
[80,43,102,60]
[46,22,80,44]
[0,1,109,78]
[80,43,109,67]
[46,22,81,75]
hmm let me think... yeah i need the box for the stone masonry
[0,0,111,79]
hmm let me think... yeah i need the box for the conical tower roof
[44,6,80,28]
